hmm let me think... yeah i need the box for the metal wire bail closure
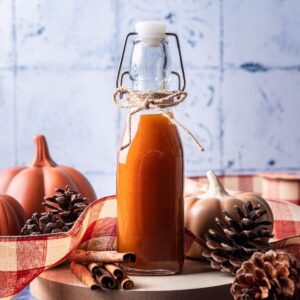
[115,32,186,91]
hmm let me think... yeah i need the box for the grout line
[219,0,225,174]
[0,63,300,73]
[0,64,114,72]
[114,0,122,145]
[11,0,18,165]
[186,167,300,176]
[84,165,300,177]
[85,170,116,176]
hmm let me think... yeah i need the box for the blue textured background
[0,0,300,199]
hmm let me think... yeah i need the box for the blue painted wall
[0,0,299,197]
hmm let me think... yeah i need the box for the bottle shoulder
[118,113,183,164]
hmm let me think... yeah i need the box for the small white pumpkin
[184,170,273,259]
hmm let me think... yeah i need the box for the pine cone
[43,186,89,225]
[21,212,70,235]
[231,250,300,300]
[203,201,273,274]
[21,186,89,236]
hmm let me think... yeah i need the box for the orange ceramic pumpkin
[0,194,26,235]
[0,135,97,218]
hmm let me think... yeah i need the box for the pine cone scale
[230,259,242,268]
[211,251,228,263]
[259,286,269,299]
[43,203,61,211]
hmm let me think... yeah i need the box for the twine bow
[113,86,204,151]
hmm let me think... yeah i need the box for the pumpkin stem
[202,170,229,198]
[29,135,57,167]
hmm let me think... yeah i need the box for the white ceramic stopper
[135,21,166,47]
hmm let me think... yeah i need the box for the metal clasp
[115,32,186,91]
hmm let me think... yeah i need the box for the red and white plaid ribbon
[0,175,299,298]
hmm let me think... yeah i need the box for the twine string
[113,86,204,151]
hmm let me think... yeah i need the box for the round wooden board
[31,260,234,300]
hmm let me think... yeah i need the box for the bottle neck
[133,78,168,92]
[130,107,171,116]
[130,37,171,92]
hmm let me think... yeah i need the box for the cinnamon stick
[70,250,136,264]
[121,275,134,290]
[88,262,101,275]
[70,262,101,290]
[104,263,124,281]
[88,263,116,289]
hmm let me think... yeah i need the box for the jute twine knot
[113,86,204,151]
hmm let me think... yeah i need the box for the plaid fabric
[260,173,300,206]
[0,195,117,298]
[0,174,299,298]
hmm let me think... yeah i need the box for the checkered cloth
[0,175,300,298]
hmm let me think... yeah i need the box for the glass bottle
[117,21,184,275]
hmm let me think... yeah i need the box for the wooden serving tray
[30,260,233,300]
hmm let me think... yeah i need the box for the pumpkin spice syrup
[117,112,184,274]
